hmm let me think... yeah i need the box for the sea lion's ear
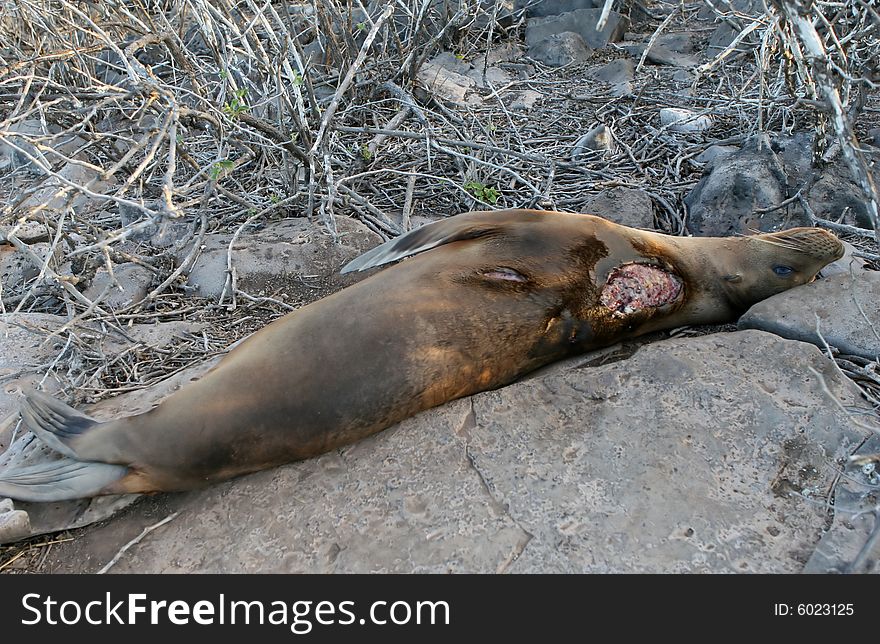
[341,218,500,273]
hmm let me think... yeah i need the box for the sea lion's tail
[0,390,129,502]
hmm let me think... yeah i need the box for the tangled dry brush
[0,0,877,394]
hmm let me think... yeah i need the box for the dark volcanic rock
[582,187,654,229]
[624,32,700,68]
[684,136,810,236]
[584,58,634,96]
[515,0,599,18]
[526,8,627,50]
[527,31,592,66]
[808,162,878,229]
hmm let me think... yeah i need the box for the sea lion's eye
[482,267,528,282]
[773,265,794,276]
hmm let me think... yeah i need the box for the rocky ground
[1,0,879,573]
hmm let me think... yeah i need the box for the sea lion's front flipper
[0,458,128,502]
[341,216,503,273]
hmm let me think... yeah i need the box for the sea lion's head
[718,227,844,305]
[654,226,845,329]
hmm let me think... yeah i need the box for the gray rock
[0,120,52,172]
[515,0,599,18]
[624,32,700,68]
[428,51,473,76]
[819,240,868,279]
[485,42,524,65]
[526,8,627,50]
[182,216,381,302]
[708,1,762,53]
[118,201,159,235]
[465,65,513,89]
[301,38,325,66]
[656,32,698,55]
[738,271,880,361]
[466,331,867,572]
[684,135,811,236]
[571,123,615,159]
[116,201,193,248]
[694,144,738,168]
[769,132,880,229]
[527,31,592,66]
[708,22,740,53]
[808,162,878,229]
[0,220,51,244]
[0,119,88,174]
[772,131,814,187]
[582,187,654,229]
[0,314,69,432]
[703,0,761,49]
[510,89,543,110]
[0,241,60,296]
[584,58,633,96]
[416,60,478,105]
[660,108,712,133]
[19,162,112,215]
[84,262,155,310]
[804,434,880,573]
[0,503,30,543]
[473,0,516,29]
[97,114,160,158]
[672,69,694,84]
[427,48,514,89]
[35,330,871,572]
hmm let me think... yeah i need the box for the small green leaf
[210,159,235,181]
[463,181,500,204]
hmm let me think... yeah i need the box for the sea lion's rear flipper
[1,390,130,501]
[0,458,128,502]
[19,389,101,460]
[341,216,503,273]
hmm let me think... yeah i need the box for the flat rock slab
[739,271,880,361]
[182,215,381,302]
[466,331,869,572]
[37,330,871,573]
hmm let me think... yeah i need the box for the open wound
[600,263,683,315]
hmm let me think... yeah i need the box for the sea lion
[0,209,843,501]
